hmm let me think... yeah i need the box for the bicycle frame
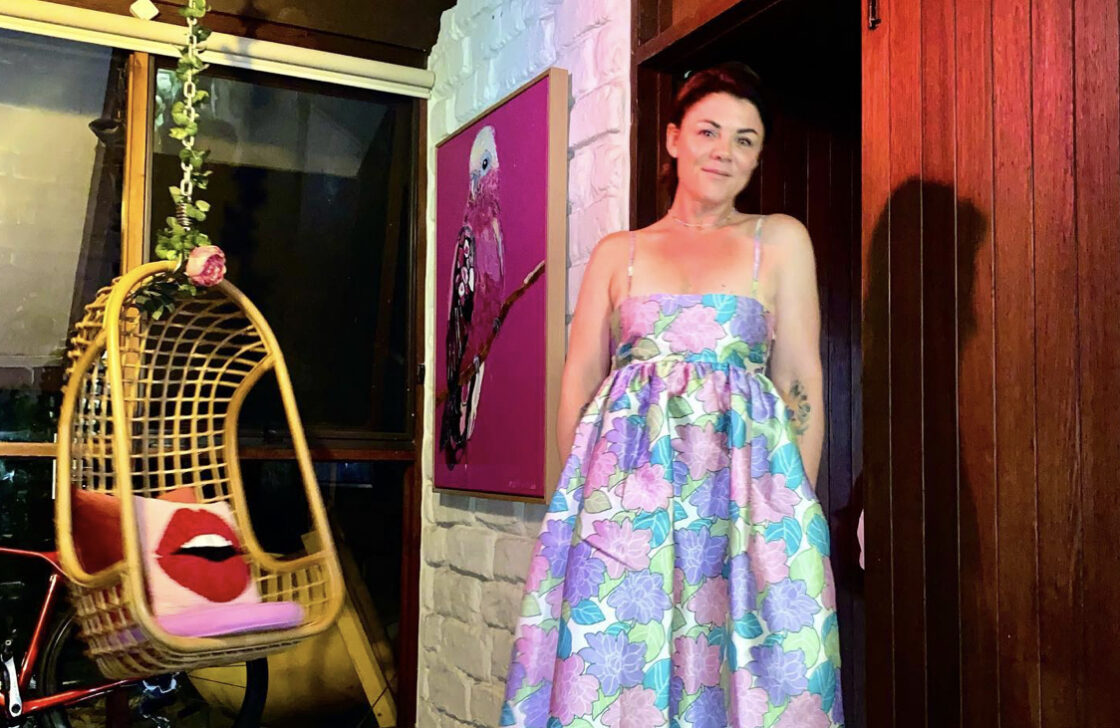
[0,546,136,722]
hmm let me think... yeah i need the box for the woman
[500,63,843,728]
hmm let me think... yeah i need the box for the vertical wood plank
[919,0,962,724]
[954,0,1000,724]
[861,0,894,722]
[887,0,927,721]
[1074,0,1120,722]
[806,125,833,513]
[122,52,152,272]
[991,0,1042,724]
[1031,1,1083,726]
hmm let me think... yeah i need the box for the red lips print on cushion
[134,496,261,618]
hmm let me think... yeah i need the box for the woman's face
[666,91,764,204]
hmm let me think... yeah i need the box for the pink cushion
[133,496,261,617]
[156,601,305,638]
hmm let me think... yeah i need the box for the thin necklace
[669,210,733,229]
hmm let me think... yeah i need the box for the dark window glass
[0,29,125,442]
[150,65,417,445]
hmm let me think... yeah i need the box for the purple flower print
[729,552,758,619]
[578,631,646,695]
[540,518,573,578]
[748,643,808,705]
[672,460,690,490]
[731,298,768,342]
[748,378,779,422]
[832,672,845,723]
[565,541,607,604]
[676,526,728,583]
[606,569,671,623]
[670,675,684,716]
[606,416,650,471]
[504,661,527,700]
[683,685,728,728]
[750,435,770,478]
[659,295,684,316]
[520,683,552,728]
[689,468,731,519]
[762,578,821,633]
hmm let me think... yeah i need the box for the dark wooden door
[862,0,1120,725]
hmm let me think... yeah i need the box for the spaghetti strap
[751,215,765,297]
[627,231,637,297]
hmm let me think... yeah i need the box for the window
[149,64,418,446]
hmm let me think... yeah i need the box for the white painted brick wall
[420,1,631,725]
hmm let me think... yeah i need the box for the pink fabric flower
[749,534,790,591]
[664,365,690,396]
[673,423,730,479]
[602,686,666,728]
[589,518,651,578]
[513,624,557,684]
[749,474,799,523]
[621,463,672,512]
[525,553,549,591]
[672,633,721,693]
[730,672,770,728]
[774,692,832,728]
[664,305,724,351]
[544,582,563,615]
[552,655,599,723]
[623,299,661,334]
[688,575,730,625]
[696,370,730,411]
[584,449,619,493]
[185,245,226,286]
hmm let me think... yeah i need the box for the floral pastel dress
[500,218,844,728]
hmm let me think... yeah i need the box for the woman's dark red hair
[660,62,771,200]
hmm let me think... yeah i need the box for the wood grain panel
[953,0,1000,725]
[861,0,894,721]
[1074,0,1120,721]
[919,0,962,724]
[1031,1,1083,725]
[991,0,1042,724]
[886,0,926,722]
[806,126,833,512]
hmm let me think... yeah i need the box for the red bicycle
[0,546,267,728]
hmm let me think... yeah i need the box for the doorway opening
[632,0,864,724]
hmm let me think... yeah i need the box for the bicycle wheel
[35,609,268,728]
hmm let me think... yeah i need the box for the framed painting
[433,67,569,501]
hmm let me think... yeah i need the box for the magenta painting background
[434,75,553,498]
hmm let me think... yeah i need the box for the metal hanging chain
[176,14,201,229]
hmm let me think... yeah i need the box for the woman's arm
[767,215,825,488]
[556,233,627,458]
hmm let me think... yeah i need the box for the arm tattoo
[788,380,811,437]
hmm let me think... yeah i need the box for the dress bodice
[613,292,774,375]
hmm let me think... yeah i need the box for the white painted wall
[420,0,631,725]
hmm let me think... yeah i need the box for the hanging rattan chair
[55,261,344,679]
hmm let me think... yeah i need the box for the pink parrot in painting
[440,125,505,467]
